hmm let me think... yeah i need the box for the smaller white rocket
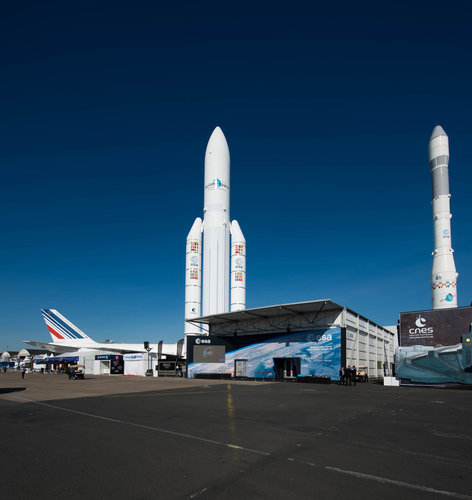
[428,125,458,309]
[185,127,246,334]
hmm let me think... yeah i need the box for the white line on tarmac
[325,467,472,499]
[105,390,227,398]
[8,395,270,457]
[8,394,472,499]
[189,487,208,498]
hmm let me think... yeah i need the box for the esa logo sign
[306,333,332,342]
[195,338,211,345]
[409,315,434,335]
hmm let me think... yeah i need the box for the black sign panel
[193,345,226,363]
[110,355,124,375]
[95,354,123,361]
[176,339,184,359]
[400,306,472,347]
[158,361,176,371]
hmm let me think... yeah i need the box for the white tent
[124,353,156,376]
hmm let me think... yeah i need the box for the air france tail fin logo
[41,309,91,342]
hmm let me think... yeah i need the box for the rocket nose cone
[208,126,228,145]
[206,126,229,156]
[430,125,447,141]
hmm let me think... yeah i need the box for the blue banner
[188,328,341,379]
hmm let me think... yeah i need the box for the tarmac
[1,371,471,499]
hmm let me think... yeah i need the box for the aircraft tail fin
[41,309,93,342]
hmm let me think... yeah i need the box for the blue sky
[1,1,471,350]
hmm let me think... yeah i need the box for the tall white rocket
[185,127,246,334]
[428,125,458,309]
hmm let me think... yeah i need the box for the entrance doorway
[234,359,248,378]
[273,358,300,380]
[99,360,110,375]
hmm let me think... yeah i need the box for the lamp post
[144,341,152,376]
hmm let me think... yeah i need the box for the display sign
[399,307,472,347]
[158,361,176,371]
[193,345,226,363]
[124,353,145,360]
[110,357,124,375]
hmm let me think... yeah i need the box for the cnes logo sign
[409,315,434,335]
[415,316,426,328]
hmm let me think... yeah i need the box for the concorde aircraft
[24,309,179,356]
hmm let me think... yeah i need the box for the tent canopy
[35,355,79,364]
[186,299,346,336]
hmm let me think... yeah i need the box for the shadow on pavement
[0,387,26,394]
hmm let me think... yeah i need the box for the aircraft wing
[24,340,147,355]
[23,341,72,353]
[81,345,146,354]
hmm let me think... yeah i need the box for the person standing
[345,366,352,386]
[339,366,345,385]
[351,365,357,386]
[21,367,26,379]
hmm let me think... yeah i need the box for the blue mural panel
[187,328,341,379]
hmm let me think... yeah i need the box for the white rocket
[428,125,458,309]
[185,127,246,334]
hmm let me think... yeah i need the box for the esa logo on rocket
[205,178,229,191]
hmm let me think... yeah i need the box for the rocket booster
[230,220,246,311]
[185,217,202,334]
[428,125,458,309]
[185,127,246,334]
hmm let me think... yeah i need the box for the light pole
[144,341,152,376]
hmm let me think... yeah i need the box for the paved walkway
[0,370,266,402]
[1,372,471,499]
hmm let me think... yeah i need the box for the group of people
[339,365,357,386]
[1,366,26,377]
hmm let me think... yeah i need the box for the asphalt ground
[1,372,471,500]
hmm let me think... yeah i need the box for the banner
[399,307,472,347]
[187,328,341,379]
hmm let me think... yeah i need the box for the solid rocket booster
[428,125,458,309]
[185,217,202,334]
[230,220,246,311]
[185,127,246,334]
